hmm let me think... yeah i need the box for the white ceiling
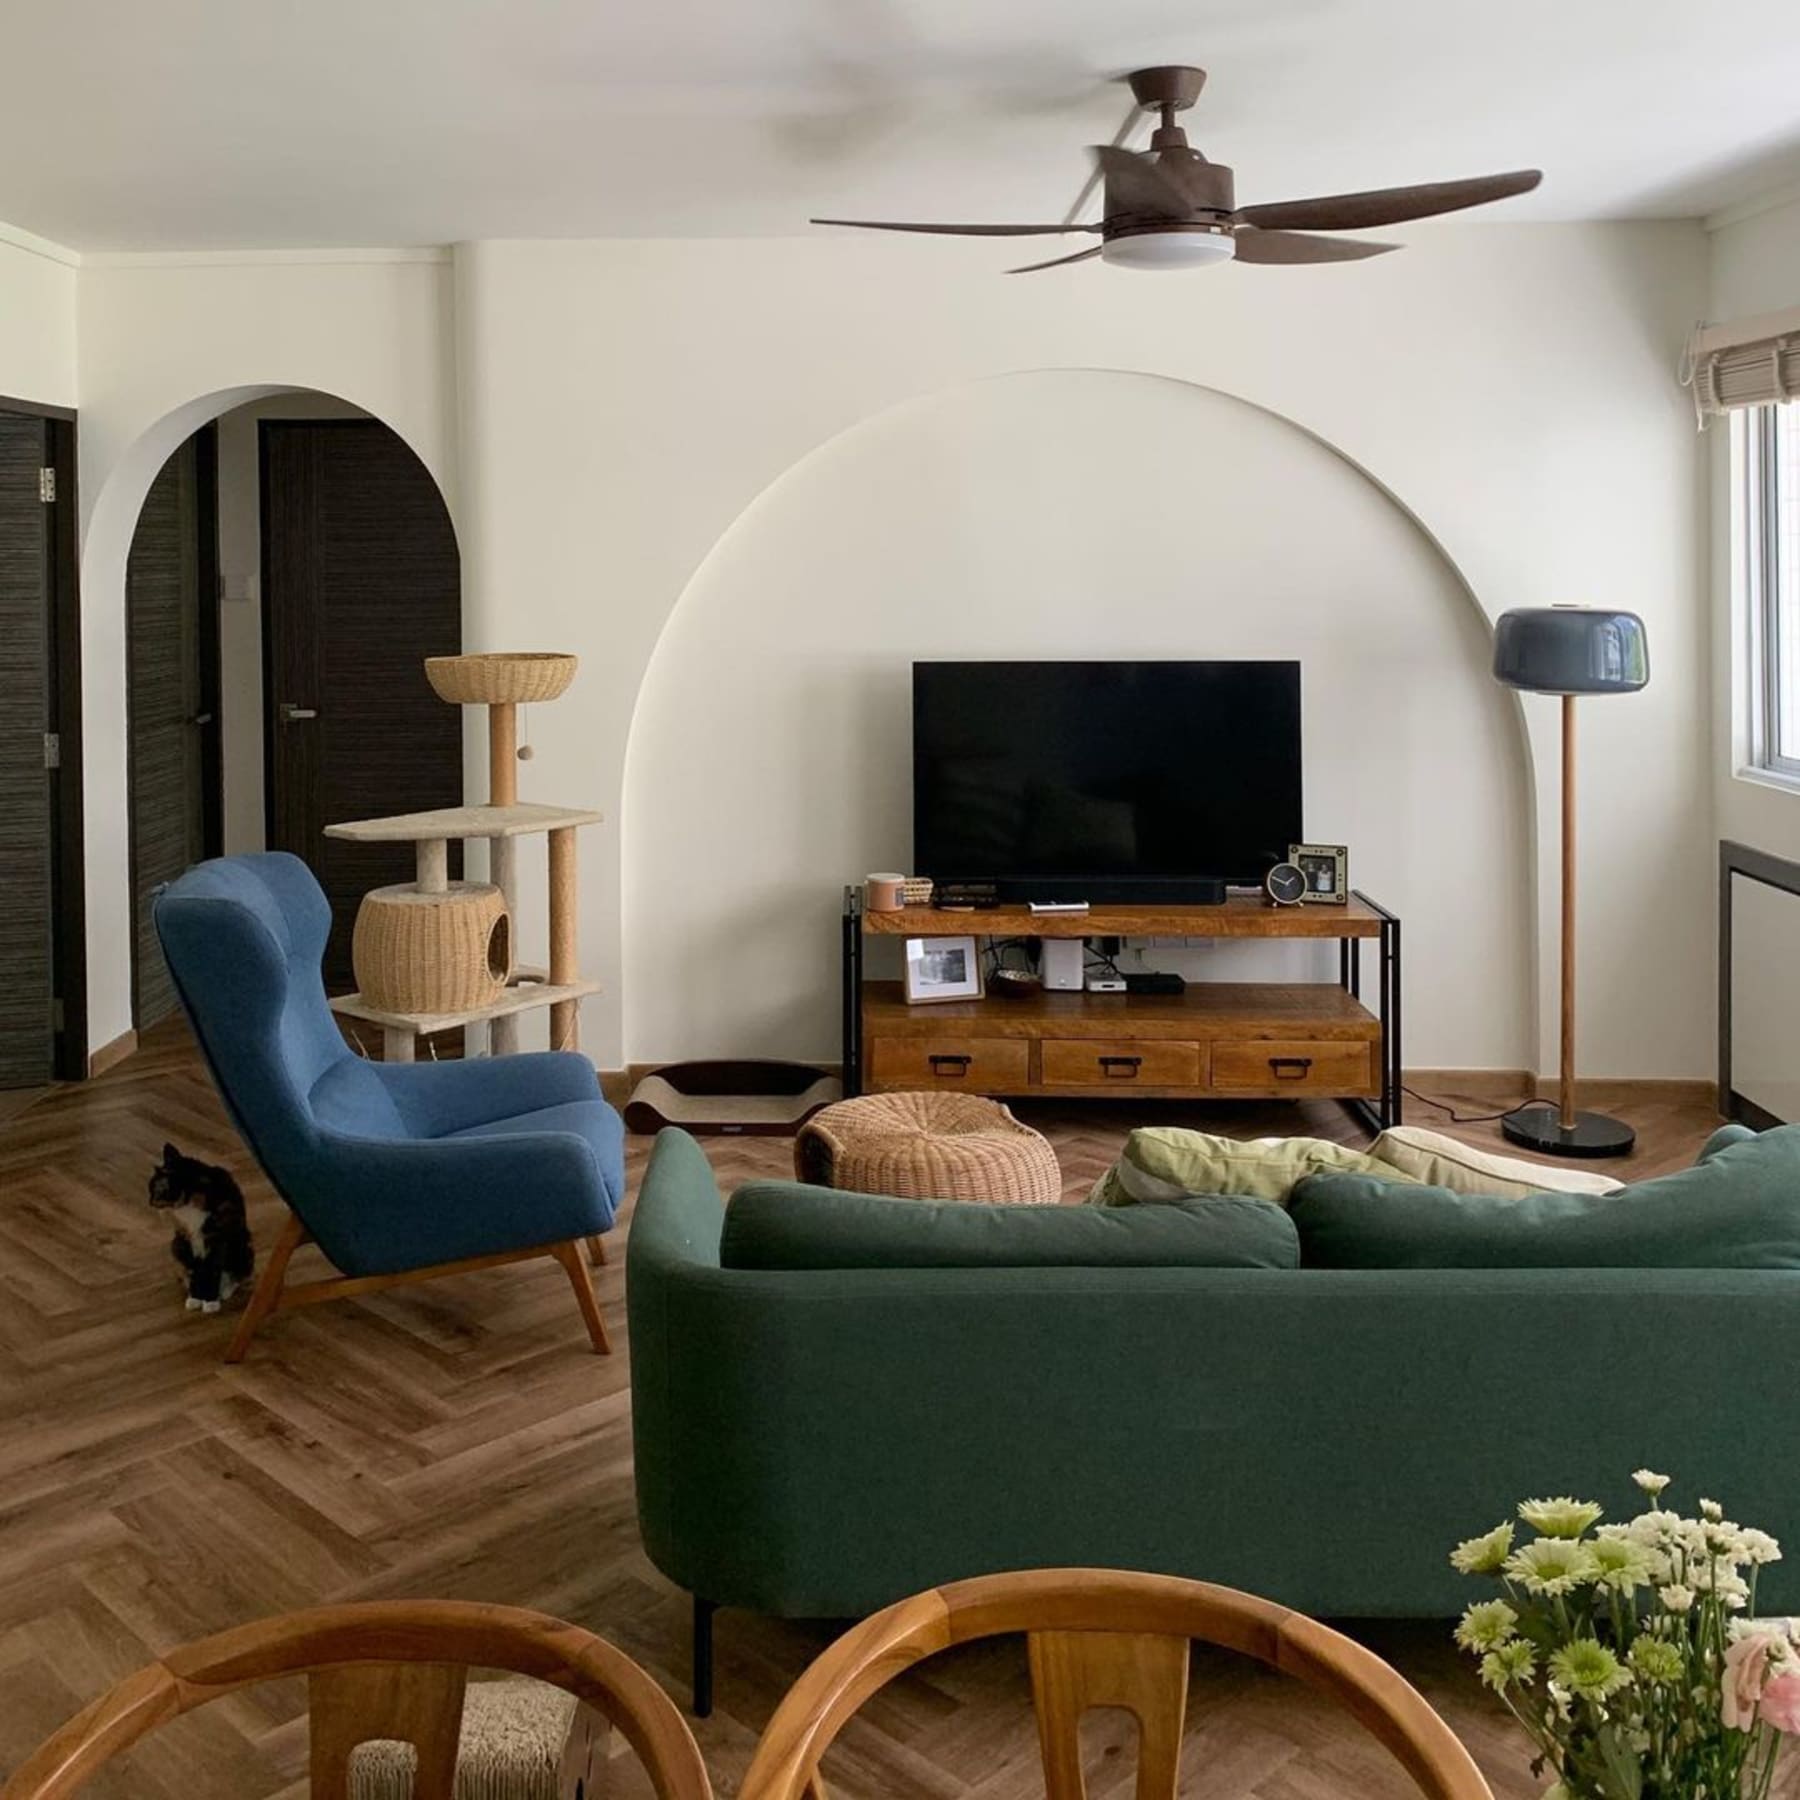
[7,0,1800,252]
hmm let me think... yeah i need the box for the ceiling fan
[812,65,1541,273]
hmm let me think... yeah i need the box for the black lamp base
[1501,1102,1636,1159]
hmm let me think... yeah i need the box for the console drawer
[867,1036,1030,1090]
[1040,1039,1202,1088]
[1211,1039,1374,1094]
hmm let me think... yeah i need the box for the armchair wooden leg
[551,1240,613,1355]
[225,1209,307,1364]
[586,1234,608,1267]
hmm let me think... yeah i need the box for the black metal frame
[840,886,1401,1130]
[842,884,865,1096]
[1719,839,1799,1128]
[1343,888,1402,1133]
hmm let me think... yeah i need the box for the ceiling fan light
[1101,229,1237,271]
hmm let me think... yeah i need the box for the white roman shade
[1682,304,1800,420]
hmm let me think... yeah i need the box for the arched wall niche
[621,368,1535,1071]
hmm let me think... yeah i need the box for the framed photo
[1290,843,1349,905]
[903,935,982,1004]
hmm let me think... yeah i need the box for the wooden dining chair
[737,1568,1495,1800]
[0,1600,711,1800]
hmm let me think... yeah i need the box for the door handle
[928,1054,972,1076]
[188,712,214,727]
[278,703,319,723]
[1269,1056,1314,1079]
[1098,1055,1143,1078]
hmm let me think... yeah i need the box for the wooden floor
[0,1027,1729,1798]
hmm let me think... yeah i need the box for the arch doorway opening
[126,392,461,1024]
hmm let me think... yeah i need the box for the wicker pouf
[795,1091,1061,1205]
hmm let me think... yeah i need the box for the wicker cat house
[351,882,512,1016]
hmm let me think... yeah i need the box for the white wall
[457,224,1710,1078]
[54,223,1716,1077]
[0,224,77,408]
[73,251,456,1049]
[626,371,1530,1068]
[1708,191,1800,864]
[213,391,370,855]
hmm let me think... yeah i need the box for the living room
[3,3,1800,1796]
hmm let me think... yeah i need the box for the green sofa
[628,1125,1800,1714]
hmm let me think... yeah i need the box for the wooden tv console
[841,891,1401,1132]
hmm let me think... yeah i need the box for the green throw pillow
[722,1182,1299,1271]
[1699,1122,1758,1162]
[1088,1126,1421,1208]
[1290,1123,1800,1269]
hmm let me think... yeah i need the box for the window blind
[1682,303,1800,420]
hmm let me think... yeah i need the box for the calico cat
[148,1144,255,1314]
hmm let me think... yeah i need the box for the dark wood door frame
[0,393,86,1081]
[124,423,223,1034]
[194,425,223,857]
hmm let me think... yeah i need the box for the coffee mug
[865,872,906,912]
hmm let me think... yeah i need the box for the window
[1745,400,1800,781]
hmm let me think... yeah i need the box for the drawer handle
[1098,1055,1143,1078]
[928,1054,972,1076]
[1269,1056,1314,1079]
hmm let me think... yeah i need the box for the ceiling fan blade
[1007,245,1105,274]
[1092,145,1194,218]
[1231,229,1399,264]
[811,218,1099,237]
[1234,169,1542,232]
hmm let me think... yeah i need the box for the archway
[87,384,463,1043]
[622,369,1533,1072]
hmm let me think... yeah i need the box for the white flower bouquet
[1451,1470,1794,1799]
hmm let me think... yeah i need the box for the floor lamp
[1493,605,1649,1158]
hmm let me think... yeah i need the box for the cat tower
[327,653,603,1062]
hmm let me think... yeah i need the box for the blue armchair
[154,852,625,1361]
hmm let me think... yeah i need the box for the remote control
[1029,901,1090,914]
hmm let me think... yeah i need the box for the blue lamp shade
[1492,607,1649,696]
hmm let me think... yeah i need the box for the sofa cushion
[721,1182,1299,1271]
[1088,1126,1418,1208]
[1367,1124,1625,1198]
[1291,1123,1800,1269]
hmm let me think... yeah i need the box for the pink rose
[1761,1671,1800,1734]
[1724,1632,1785,1731]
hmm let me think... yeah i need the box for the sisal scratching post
[489,701,519,808]
[488,703,520,1051]
[548,827,578,1051]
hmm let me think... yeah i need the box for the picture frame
[903,935,982,1004]
[1289,843,1349,905]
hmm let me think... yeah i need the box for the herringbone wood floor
[0,1024,1727,1798]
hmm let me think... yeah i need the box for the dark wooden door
[127,429,220,1029]
[262,421,461,989]
[0,413,55,1087]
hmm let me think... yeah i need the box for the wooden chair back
[0,1600,711,1800]
[738,1568,1495,1800]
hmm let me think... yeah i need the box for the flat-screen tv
[913,660,1302,902]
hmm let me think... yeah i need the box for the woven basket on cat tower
[352,881,513,1015]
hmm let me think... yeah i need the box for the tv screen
[913,660,1302,899]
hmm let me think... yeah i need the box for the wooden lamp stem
[1559,693,1576,1130]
